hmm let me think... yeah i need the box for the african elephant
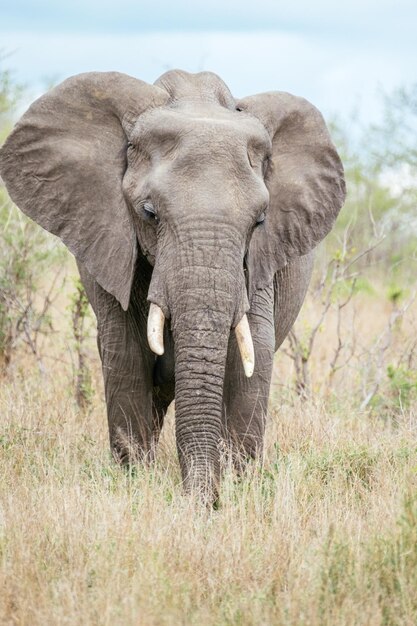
[0,70,345,502]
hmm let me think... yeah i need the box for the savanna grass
[1,365,416,625]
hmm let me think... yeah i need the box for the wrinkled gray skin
[0,70,346,502]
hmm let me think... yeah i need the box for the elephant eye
[127,141,133,148]
[142,202,159,223]
[256,211,266,225]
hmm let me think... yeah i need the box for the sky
[1,0,416,124]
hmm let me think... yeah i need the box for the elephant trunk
[150,253,249,501]
[173,308,230,500]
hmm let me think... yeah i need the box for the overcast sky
[1,0,416,123]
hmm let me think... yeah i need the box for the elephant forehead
[133,105,271,152]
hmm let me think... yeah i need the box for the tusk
[235,314,255,378]
[147,303,165,356]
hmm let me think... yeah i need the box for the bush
[0,192,67,369]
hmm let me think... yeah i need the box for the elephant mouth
[147,302,255,377]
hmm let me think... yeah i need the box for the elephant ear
[236,92,346,298]
[0,72,168,310]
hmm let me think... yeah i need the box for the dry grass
[1,277,417,625]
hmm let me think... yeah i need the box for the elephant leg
[77,261,156,464]
[223,283,275,470]
[223,253,314,470]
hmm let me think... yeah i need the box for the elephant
[0,69,345,502]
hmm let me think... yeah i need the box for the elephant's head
[0,70,345,498]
